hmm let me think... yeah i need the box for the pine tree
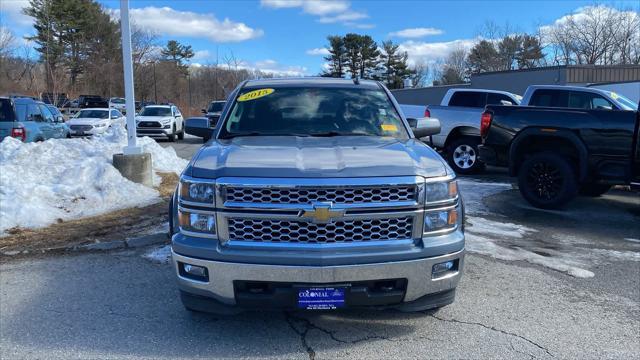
[161,40,195,71]
[516,35,544,69]
[380,40,413,89]
[322,35,346,77]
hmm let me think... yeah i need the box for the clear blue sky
[2,0,638,75]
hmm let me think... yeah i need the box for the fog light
[432,260,458,278]
[179,262,209,281]
[184,264,206,277]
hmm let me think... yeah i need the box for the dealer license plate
[297,287,345,310]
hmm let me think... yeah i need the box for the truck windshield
[140,107,172,116]
[612,93,638,111]
[220,87,408,139]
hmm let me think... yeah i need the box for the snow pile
[0,126,188,235]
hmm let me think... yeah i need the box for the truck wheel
[178,129,184,140]
[517,152,577,209]
[579,183,611,197]
[447,137,485,174]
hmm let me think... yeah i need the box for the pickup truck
[479,86,639,209]
[171,78,464,314]
[400,88,521,174]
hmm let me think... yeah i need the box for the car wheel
[579,183,612,197]
[517,152,577,209]
[446,137,485,174]
[178,129,184,140]
[167,125,176,142]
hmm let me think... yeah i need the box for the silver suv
[170,78,464,314]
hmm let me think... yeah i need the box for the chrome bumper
[172,249,464,305]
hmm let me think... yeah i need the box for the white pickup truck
[400,88,521,174]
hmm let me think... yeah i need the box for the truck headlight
[425,179,457,204]
[178,209,216,236]
[179,179,215,204]
[424,206,461,233]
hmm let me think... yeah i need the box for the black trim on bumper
[180,288,455,315]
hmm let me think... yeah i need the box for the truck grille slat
[225,186,416,205]
[228,217,413,244]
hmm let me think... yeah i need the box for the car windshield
[77,110,108,119]
[611,92,638,111]
[140,107,172,116]
[111,98,125,104]
[47,105,60,115]
[220,87,408,139]
[208,102,225,112]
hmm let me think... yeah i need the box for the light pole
[112,0,152,187]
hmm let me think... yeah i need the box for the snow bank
[0,126,188,235]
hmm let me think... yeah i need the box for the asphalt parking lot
[1,138,639,359]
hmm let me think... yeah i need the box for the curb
[1,232,169,257]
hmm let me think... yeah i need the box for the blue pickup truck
[0,97,70,142]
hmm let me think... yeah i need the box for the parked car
[479,86,639,209]
[0,97,70,142]
[170,77,461,314]
[109,97,127,113]
[67,108,125,136]
[201,100,226,128]
[135,104,184,141]
[400,88,521,174]
[78,95,108,108]
[45,104,66,123]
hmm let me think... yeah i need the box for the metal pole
[120,0,141,154]
[187,73,192,114]
[153,62,157,103]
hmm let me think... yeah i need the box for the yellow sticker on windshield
[381,124,398,132]
[610,92,619,99]
[237,88,274,102]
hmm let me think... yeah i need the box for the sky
[1,0,639,76]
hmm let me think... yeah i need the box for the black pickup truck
[479,102,639,209]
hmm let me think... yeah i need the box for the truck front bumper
[172,248,464,313]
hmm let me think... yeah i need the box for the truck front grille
[70,125,93,131]
[227,217,413,244]
[224,186,417,205]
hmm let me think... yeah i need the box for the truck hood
[189,136,449,179]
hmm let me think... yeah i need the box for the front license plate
[76,131,85,135]
[297,287,345,310]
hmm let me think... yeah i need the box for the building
[392,65,640,105]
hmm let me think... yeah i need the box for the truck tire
[579,183,611,197]
[446,137,485,174]
[517,152,577,209]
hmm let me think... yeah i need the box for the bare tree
[409,60,429,88]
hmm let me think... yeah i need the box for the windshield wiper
[309,131,373,137]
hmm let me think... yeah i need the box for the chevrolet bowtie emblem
[302,203,345,223]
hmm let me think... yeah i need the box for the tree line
[322,34,414,89]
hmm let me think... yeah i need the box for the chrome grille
[224,186,417,204]
[227,217,413,244]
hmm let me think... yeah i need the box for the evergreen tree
[380,40,413,89]
[161,40,195,71]
[467,40,500,74]
[322,35,346,77]
[516,35,545,69]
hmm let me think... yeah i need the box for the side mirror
[57,115,64,122]
[408,117,441,138]
[185,117,214,138]
[201,109,207,114]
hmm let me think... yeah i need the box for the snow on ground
[459,178,639,278]
[0,126,188,235]
[143,245,172,264]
